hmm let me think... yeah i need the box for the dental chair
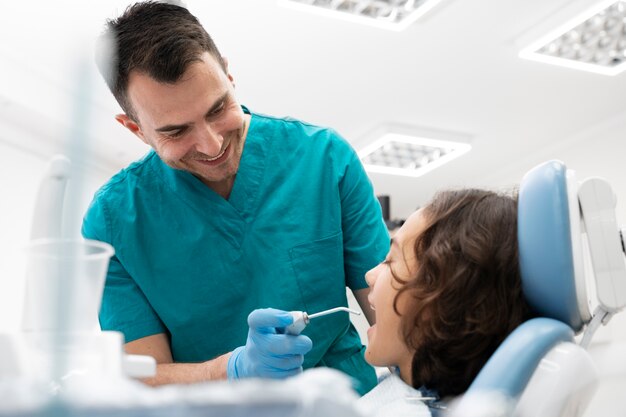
[450,160,626,417]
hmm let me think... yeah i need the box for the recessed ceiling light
[358,130,471,178]
[277,0,443,31]
[519,0,626,76]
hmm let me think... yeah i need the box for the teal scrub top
[82,108,389,395]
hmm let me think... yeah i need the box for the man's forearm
[141,352,231,386]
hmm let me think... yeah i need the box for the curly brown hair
[391,189,530,397]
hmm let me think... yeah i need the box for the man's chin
[196,165,237,184]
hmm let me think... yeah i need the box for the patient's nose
[365,266,379,287]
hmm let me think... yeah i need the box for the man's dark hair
[392,189,531,397]
[95,1,225,121]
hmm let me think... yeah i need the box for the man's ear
[222,56,235,86]
[115,114,147,144]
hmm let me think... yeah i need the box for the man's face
[118,53,246,193]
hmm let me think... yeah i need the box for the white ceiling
[1,0,625,218]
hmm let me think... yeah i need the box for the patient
[358,189,531,415]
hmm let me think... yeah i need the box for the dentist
[82,1,388,395]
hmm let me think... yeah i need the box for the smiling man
[117,52,247,198]
[82,1,389,395]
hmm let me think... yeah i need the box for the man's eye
[209,103,225,117]
[166,129,185,138]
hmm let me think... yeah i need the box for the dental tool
[284,307,361,335]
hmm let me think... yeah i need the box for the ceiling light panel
[520,0,626,75]
[278,0,443,31]
[358,134,471,178]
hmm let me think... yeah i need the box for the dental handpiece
[284,307,361,335]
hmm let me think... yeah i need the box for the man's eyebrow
[155,122,189,133]
[154,92,229,133]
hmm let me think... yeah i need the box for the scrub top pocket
[289,231,348,315]
[289,232,351,366]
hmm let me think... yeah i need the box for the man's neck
[202,176,235,200]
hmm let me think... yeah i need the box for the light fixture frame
[276,0,444,31]
[357,125,471,178]
[519,0,626,76]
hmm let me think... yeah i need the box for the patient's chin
[364,345,384,367]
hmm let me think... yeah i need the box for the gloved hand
[227,308,313,380]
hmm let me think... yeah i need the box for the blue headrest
[518,160,584,331]
[468,318,574,398]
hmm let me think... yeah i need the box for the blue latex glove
[227,308,313,380]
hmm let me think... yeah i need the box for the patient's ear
[115,114,148,145]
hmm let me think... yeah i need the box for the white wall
[0,142,43,332]
[479,109,626,225]
[379,109,626,226]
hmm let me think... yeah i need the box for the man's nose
[193,122,224,157]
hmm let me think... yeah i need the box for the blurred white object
[515,343,597,417]
[29,155,70,240]
[0,333,28,378]
[447,342,598,417]
[0,155,155,401]
[357,369,430,417]
[446,391,515,417]
[23,331,125,382]
[578,177,626,315]
[21,238,113,333]
[0,368,366,416]
[122,353,158,379]
[16,237,156,384]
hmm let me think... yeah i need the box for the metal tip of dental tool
[307,307,361,320]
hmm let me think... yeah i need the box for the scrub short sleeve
[335,135,390,290]
[82,196,167,343]
[98,254,167,342]
[82,193,110,244]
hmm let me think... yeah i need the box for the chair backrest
[449,160,626,417]
[517,160,590,331]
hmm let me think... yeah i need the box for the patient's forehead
[395,209,426,242]
[393,208,427,262]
